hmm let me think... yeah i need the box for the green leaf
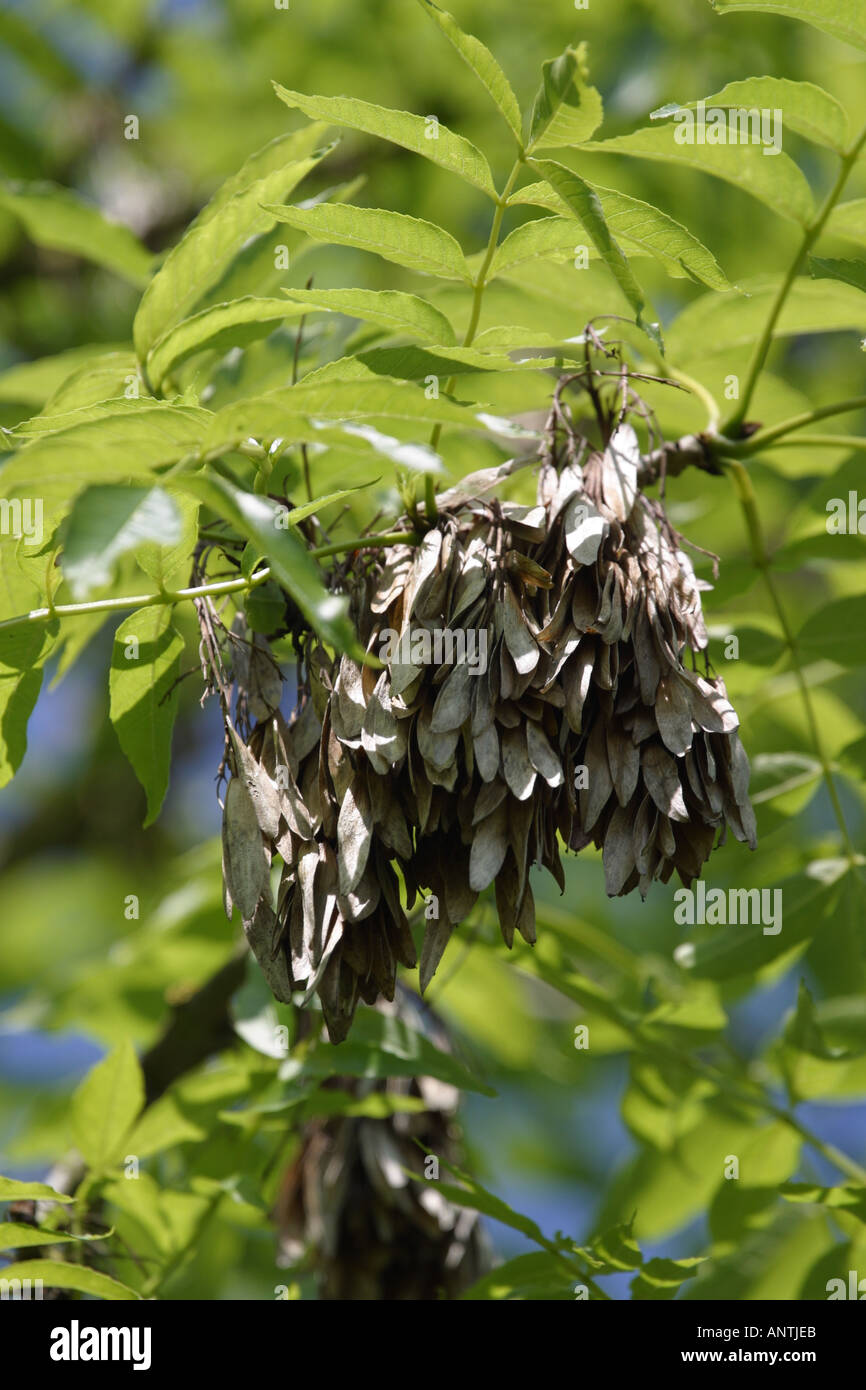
[0,1223,93,1251]
[0,345,129,410]
[124,1094,209,1159]
[590,1221,643,1271]
[809,256,866,297]
[434,1174,550,1245]
[109,606,184,825]
[462,1251,577,1300]
[0,1175,74,1204]
[283,480,377,527]
[281,286,457,345]
[668,277,866,360]
[196,123,333,226]
[310,343,526,382]
[285,1007,496,1095]
[826,200,866,246]
[417,1,523,141]
[60,486,183,600]
[202,375,490,456]
[272,83,497,199]
[510,181,734,291]
[631,1256,704,1300]
[0,1259,139,1300]
[136,491,199,592]
[8,398,175,444]
[580,125,814,226]
[263,201,472,282]
[133,130,333,359]
[0,180,151,285]
[0,404,207,538]
[180,473,360,655]
[527,43,603,152]
[146,296,311,390]
[797,595,866,665]
[781,1184,866,1221]
[298,1089,428,1121]
[655,79,849,153]
[0,667,43,788]
[778,976,866,1100]
[41,350,140,415]
[680,872,845,981]
[531,159,661,348]
[710,0,866,53]
[69,1039,145,1173]
[489,216,588,278]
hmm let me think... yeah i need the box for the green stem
[309,530,420,560]
[0,534,419,631]
[763,434,866,453]
[722,458,858,866]
[724,119,866,434]
[670,369,721,431]
[426,155,526,505]
[0,569,273,632]
[725,397,866,456]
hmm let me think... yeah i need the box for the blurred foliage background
[1,0,866,1300]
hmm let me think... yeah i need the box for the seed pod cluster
[220,412,756,1041]
[273,994,488,1300]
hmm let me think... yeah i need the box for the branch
[721,457,860,869]
[724,397,866,456]
[724,118,866,433]
[0,532,420,632]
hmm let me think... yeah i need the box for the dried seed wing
[242,898,294,1004]
[222,774,271,920]
[641,743,689,823]
[419,914,454,994]
[502,585,540,675]
[655,674,694,758]
[431,661,474,733]
[337,778,373,895]
[500,725,537,801]
[603,423,640,521]
[227,723,282,840]
[469,800,509,891]
[526,719,564,788]
[563,495,606,566]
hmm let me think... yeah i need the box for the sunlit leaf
[0,180,151,284]
[0,1259,139,1299]
[531,159,661,348]
[417,0,523,140]
[653,78,848,153]
[710,0,866,52]
[527,43,603,152]
[108,606,184,825]
[60,486,183,600]
[272,83,498,198]
[809,256,866,297]
[509,180,734,291]
[134,129,333,358]
[70,1039,145,1173]
[263,201,472,282]
[580,124,814,225]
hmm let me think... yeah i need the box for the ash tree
[1,0,865,1302]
